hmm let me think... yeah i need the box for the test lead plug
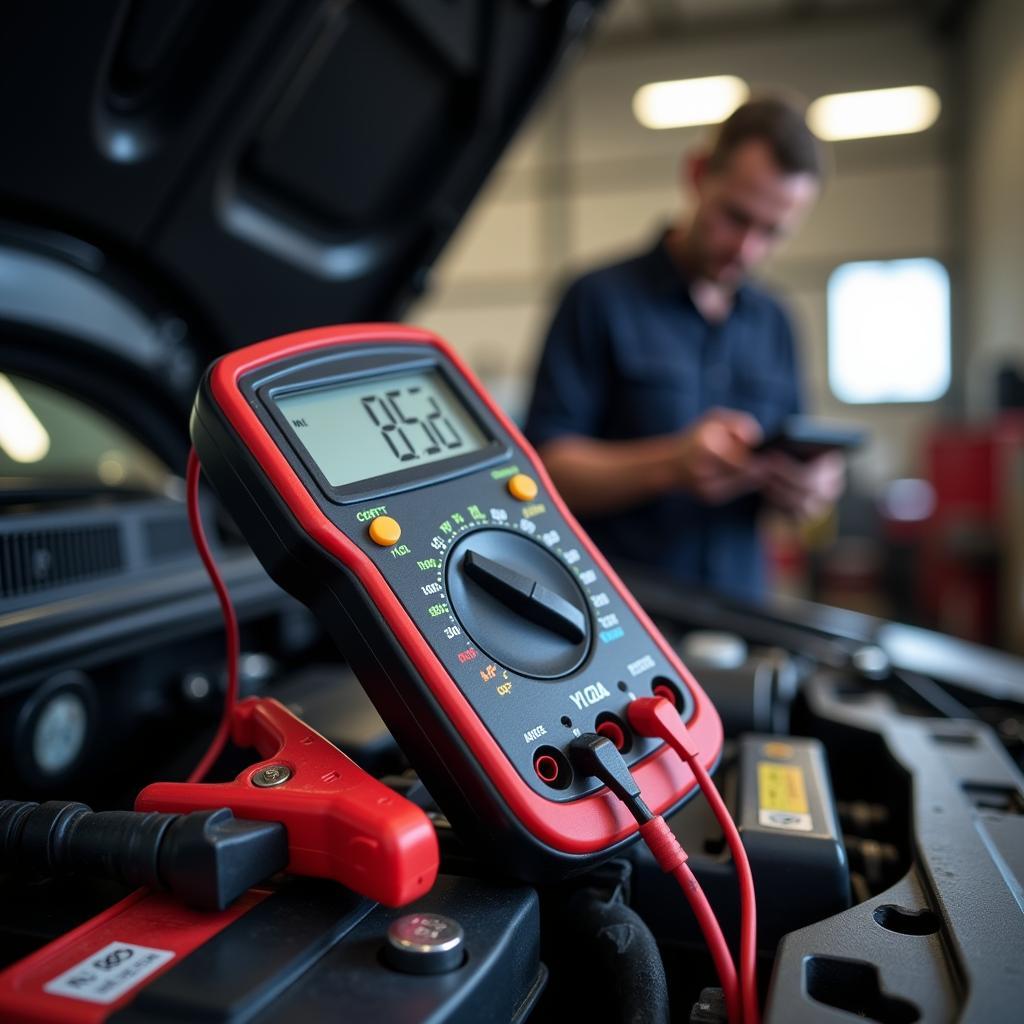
[569,733,653,823]
[569,733,687,873]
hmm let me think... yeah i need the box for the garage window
[827,258,950,404]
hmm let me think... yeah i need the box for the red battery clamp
[137,696,438,907]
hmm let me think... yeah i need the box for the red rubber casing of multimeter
[192,324,723,880]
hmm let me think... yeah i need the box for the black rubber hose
[566,886,671,1024]
[1,800,178,889]
[0,799,287,909]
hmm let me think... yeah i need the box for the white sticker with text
[44,941,174,1004]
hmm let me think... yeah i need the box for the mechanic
[524,96,846,601]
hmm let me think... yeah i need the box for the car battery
[0,874,543,1023]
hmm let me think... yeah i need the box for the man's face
[687,139,819,285]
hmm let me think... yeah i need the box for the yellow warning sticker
[758,762,813,832]
[758,762,808,813]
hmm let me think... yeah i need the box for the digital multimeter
[192,324,723,879]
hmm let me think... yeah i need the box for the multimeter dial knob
[445,530,591,679]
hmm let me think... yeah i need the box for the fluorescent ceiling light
[633,75,749,130]
[807,86,940,141]
[0,373,50,463]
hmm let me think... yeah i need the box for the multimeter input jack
[652,677,684,711]
[595,712,633,754]
[533,746,573,790]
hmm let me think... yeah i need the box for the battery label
[43,941,174,1005]
[757,761,813,832]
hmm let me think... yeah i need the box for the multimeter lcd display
[274,370,489,488]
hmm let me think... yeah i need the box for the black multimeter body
[191,324,723,880]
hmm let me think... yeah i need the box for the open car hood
[0,0,603,405]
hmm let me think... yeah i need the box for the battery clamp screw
[251,764,292,787]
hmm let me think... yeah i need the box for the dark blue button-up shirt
[523,238,803,601]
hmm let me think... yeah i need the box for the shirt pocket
[613,349,697,437]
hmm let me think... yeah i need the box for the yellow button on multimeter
[507,473,538,502]
[368,516,402,546]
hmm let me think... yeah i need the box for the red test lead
[184,448,239,784]
[629,696,760,1024]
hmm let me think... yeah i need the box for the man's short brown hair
[707,97,823,178]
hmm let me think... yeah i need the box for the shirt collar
[642,231,749,312]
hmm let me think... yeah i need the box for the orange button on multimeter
[368,516,401,546]
[507,473,538,502]
[190,323,723,882]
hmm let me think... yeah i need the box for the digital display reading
[274,370,489,488]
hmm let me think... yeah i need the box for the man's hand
[759,450,845,521]
[536,411,844,520]
[676,408,764,505]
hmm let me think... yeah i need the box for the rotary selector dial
[445,529,591,679]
